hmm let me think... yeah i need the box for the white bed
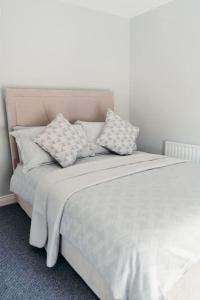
[6,88,200,300]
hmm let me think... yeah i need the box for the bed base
[17,196,32,218]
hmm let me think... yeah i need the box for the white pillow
[10,127,54,173]
[96,110,139,155]
[74,124,96,158]
[75,121,110,155]
[34,113,90,167]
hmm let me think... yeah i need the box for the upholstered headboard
[5,87,114,169]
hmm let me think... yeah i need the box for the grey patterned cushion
[96,110,139,155]
[34,113,88,167]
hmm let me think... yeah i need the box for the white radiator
[165,141,200,163]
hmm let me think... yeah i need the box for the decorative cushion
[75,121,110,155]
[34,113,88,167]
[96,110,139,155]
[10,127,54,173]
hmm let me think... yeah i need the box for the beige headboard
[5,87,114,169]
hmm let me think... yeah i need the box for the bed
[5,87,200,300]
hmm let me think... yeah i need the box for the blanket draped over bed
[30,152,200,300]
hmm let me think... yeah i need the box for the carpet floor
[0,204,98,300]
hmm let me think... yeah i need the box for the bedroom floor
[0,204,98,300]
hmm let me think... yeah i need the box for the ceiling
[61,0,174,18]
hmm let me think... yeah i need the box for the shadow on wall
[0,87,12,196]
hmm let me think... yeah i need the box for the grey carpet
[0,204,98,300]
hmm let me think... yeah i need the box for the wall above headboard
[0,0,130,197]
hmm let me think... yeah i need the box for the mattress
[10,153,117,205]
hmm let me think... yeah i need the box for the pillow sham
[10,127,54,173]
[75,121,110,155]
[96,109,139,155]
[34,113,89,167]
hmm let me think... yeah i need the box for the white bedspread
[29,152,192,300]
[10,154,116,204]
[10,164,59,204]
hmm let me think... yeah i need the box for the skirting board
[0,194,17,207]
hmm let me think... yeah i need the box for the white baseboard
[0,194,17,207]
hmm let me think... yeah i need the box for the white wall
[0,0,130,196]
[131,0,200,154]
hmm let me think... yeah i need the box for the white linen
[59,160,200,300]
[10,127,54,173]
[10,154,117,205]
[16,149,200,300]
[10,164,59,204]
[29,153,182,268]
[60,236,200,300]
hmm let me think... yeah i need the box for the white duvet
[30,152,200,300]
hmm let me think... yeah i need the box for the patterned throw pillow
[34,113,88,167]
[96,110,139,155]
